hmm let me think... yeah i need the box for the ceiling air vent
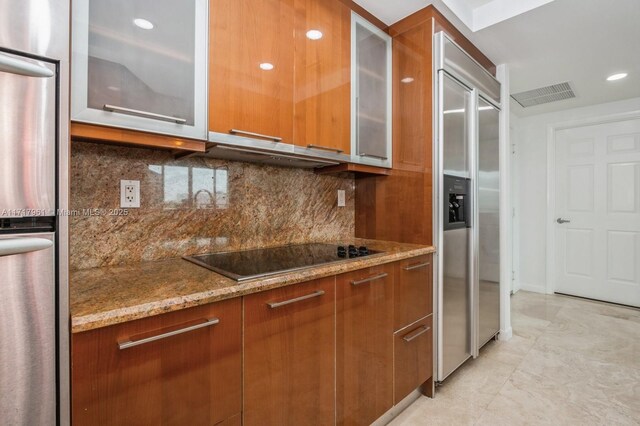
[511,82,575,108]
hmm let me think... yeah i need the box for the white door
[555,118,640,307]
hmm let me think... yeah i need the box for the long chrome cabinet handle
[307,144,344,154]
[0,238,53,256]
[0,53,54,78]
[229,129,282,142]
[351,272,388,286]
[403,262,431,271]
[403,325,431,342]
[267,290,325,309]
[359,153,388,160]
[118,318,219,350]
[103,104,187,124]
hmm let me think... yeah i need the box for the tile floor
[390,291,640,426]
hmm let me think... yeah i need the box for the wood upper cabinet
[209,0,295,143]
[293,0,351,155]
[336,263,394,426]
[244,277,336,426]
[394,254,433,330]
[72,298,242,426]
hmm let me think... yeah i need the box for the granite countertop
[70,239,435,333]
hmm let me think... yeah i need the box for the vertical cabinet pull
[266,290,325,308]
[351,272,388,286]
[118,318,220,350]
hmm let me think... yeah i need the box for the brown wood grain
[336,264,394,426]
[71,298,241,426]
[389,6,495,74]
[71,122,206,152]
[209,0,295,143]
[293,0,351,154]
[394,254,433,331]
[394,316,433,404]
[243,277,336,426]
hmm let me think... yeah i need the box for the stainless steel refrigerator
[433,32,502,382]
[0,1,70,424]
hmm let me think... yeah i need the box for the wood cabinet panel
[395,254,433,331]
[336,264,394,426]
[72,298,241,426]
[244,277,336,426]
[394,316,433,404]
[209,0,295,142]
[293,0,351,154]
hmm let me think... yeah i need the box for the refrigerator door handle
[0,238,54,256]
[0,53,55,78]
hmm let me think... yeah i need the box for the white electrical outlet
[337,190,346,207]
[120,180,140,208]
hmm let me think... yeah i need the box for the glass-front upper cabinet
[351,13,392,168]
[71,0,208,140]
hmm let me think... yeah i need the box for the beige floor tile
[390,291,640,426]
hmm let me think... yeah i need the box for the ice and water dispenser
[443,174,470,230]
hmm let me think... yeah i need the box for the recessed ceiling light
[133,18,154,30]
[606,73,627,81]
[401,77,414,84]
[259,62,274,71]
[306,30,323,40]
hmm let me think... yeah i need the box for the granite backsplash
[70,142,355,270]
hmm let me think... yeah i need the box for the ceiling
[353,0,640,116]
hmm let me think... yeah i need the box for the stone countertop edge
[71,241,436,333]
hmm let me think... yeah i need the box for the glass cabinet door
[351,13,392,168]
[71,0,208,139]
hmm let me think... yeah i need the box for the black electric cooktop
[183,243,380,281]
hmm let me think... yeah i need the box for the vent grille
[511,82,575,108]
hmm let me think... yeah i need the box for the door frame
[545,110,640,295]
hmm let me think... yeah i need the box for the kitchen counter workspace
[70,239,435,333]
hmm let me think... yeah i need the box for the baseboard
[498,327,512,341]
[518,282,547,294]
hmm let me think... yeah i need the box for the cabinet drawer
[244,277,336,426]
[394,254,432,331]
[72,298,242,426]
[336,263,394,426]
[394,315,433,404]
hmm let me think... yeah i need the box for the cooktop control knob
[337,246,346,257]
[358,246,369,256]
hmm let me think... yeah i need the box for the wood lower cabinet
[244,277,336,426]
[72,298,242,426]
[394,254,433,330]
[394,316,433,404]
[336,264,394,426]
[209,0,295,143]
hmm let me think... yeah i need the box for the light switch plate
[120,180,140,208]
[337,190,346,207]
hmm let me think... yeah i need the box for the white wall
[515,97,640,293]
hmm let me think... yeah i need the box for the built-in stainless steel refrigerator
[433,32,502,382]
[0,1,70,424]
